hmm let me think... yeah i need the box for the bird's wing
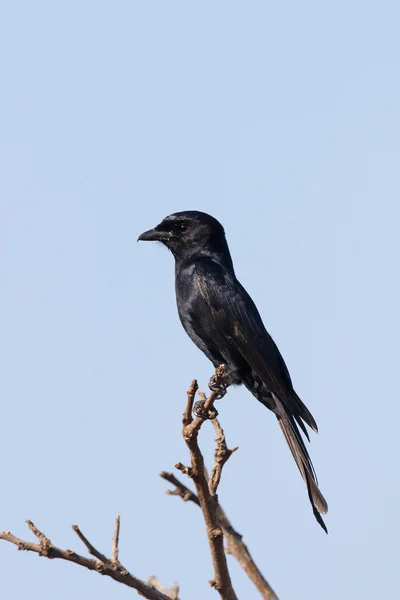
[196,263,317,431]
[195,261,328,529]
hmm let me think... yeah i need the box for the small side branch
[161,473,278,600]
[160,471,200,507]
[208,419,238,496]
[0,518,177,600]
[111,514,120,566]
[148,576,180,600]
[72,524,112,565]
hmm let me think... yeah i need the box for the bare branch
[162,475,278,600]
[0,521,177,600]
[160,471,200,506]
[26,520,52,554]
[160,376,278,600]
[148,576,180,600]
[1,373,277,600]
[179,368,239,600]
[183,379,198,425]
[223,522,278,600]
[208,419,238,496]
[111,514,120,566]
[72,524,112,565]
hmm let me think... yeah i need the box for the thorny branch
[0,517,179,600]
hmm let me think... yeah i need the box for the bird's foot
[193,400,218,420]
[208,374,227,399]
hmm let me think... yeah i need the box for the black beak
[137,227,171,242]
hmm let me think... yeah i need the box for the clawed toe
[193,400,218,420]
[208,375,227,399]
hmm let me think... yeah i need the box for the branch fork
[178,367,239,600]
[1,367,277,600]
[0,517,178,600]
[161,367,279,600]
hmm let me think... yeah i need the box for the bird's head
[138,211,232,267]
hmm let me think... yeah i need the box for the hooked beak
[137,227,171,242]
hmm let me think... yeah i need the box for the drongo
[138,210,328,532]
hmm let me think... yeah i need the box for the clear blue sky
[1,2,399,599]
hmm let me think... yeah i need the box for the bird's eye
[177,223,189,233]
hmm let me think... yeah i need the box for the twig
[163,476,278,600]
[72,524,112,565]
[160,471,200,506]
[26,520,51,554]
[161,474,278,599]
[179,368,238,600]
[111,514,120,566]
[183,380,198,425]
[0,520,177,600]
[223,521,278,600]
[148,576,180,600]
[208,419,238,496]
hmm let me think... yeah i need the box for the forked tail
[275,398,328,533]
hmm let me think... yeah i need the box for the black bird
[138,210,328,532]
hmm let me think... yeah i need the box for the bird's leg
[191,365,234,419]
[208,363,234,399]
[192,365,227,419]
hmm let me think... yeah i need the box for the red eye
[178,223,189,233]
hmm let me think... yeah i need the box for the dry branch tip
[111,515,120,566]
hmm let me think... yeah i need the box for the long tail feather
[275,399,328,532]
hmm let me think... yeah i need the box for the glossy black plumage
[138,210,328,532]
